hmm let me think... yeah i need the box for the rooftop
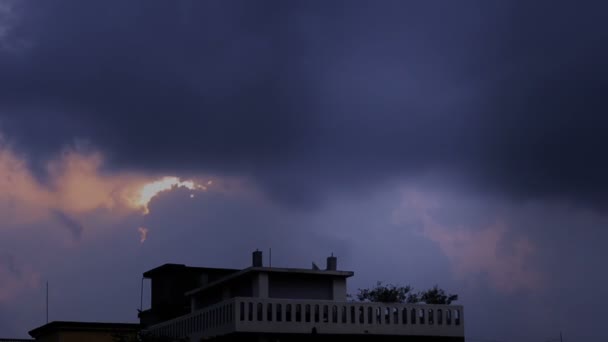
[143,263,239,278]
[28,321,140,338]
[185,266,354,296]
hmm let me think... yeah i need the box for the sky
[0,0,607,340]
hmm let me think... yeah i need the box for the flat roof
[185,266,354,297]
[29,321,140,338]
[143,263,239,278]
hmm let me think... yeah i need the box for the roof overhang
[143,263,239,278]
[185,266,354,297]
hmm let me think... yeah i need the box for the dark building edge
[210,333,465,342]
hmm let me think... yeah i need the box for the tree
[419,285,458,305]
[353,282,458,305]
[354,281,417,303]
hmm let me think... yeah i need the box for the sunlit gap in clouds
[130,176,213,215]
[131,177,212,244]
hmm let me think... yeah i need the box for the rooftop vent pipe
[252,250,263,267]
[326,253,337,271]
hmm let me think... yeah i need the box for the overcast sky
[1,1,607,341]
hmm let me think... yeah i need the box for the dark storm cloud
[1,0,607,209]
[468,2,608,208]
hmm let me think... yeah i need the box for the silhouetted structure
[141,251,465,341]
[28,321,139,342]
[138,264,239,327]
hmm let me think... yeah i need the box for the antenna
[46,281,49,324]
[269,248,272,268]
[140,277,144,312]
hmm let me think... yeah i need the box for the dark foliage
[354,282,458,305]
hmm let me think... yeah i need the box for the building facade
[28,321,139,342]
[142,251,465,341]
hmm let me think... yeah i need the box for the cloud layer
[0,142,222,238]
[1,1,608,341]
[0,144,138,228]
[0,1,606,210]
[394,190,542,293]
[0,253,40,303]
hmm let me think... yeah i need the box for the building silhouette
[141,251,465,341]
[28,321,139,342]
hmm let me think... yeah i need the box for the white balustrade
[146,297,464,340]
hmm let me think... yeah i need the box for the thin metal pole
[140,277,144,312]
[560,331,563,342]
[46,281,49,323]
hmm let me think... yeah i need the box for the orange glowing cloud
[0,142,214,229]
[0,140,223,299]
[138,227,149,243]
[393,190,542,293]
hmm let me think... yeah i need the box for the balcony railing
[146,297,464,340]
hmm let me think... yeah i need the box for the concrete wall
[148,297,465,340]
[191,272,348,312]
[195,286,224,309]
[229,276,254,298]
[147,267,238,325]
[222,333,465,342]
[193,275,255,311]
[151,272,199,321]
[268,274,333,300]
[332,278,347,301]
[234,298,465,338]
[253,273,269,298]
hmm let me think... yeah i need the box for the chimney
[326,253,337,271]
[252,250,263,267]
